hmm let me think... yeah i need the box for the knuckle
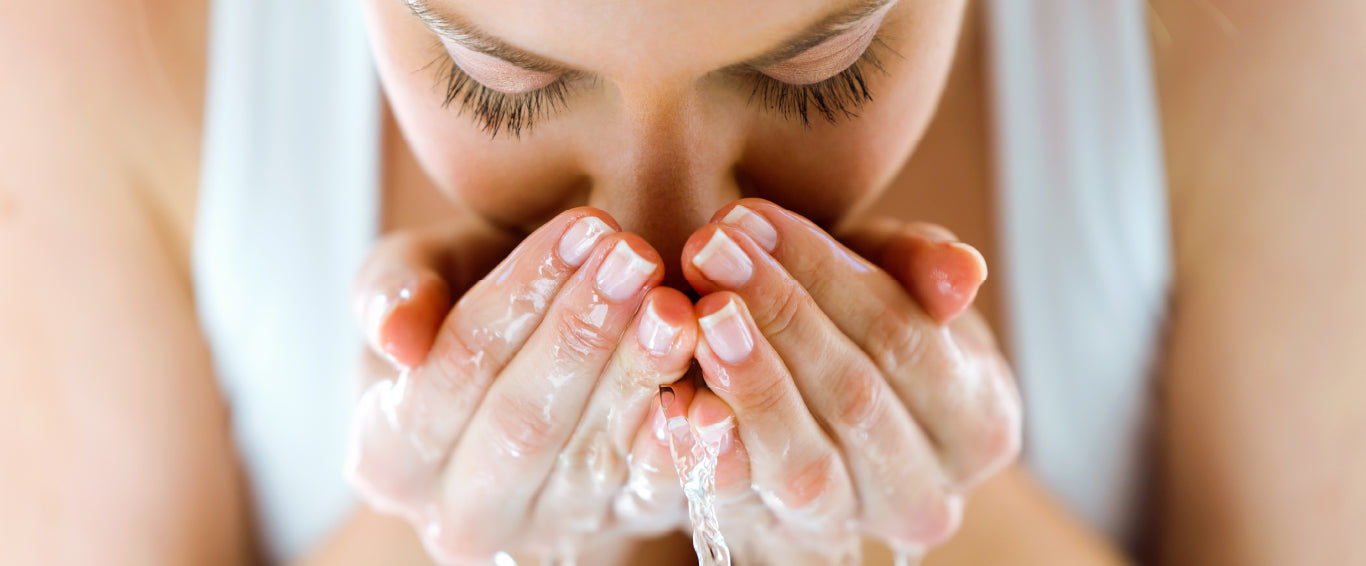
[830,364,886,433]
[725,368,790,417]
[433,318,503,377]
[554,308,618,361]
[558,432,627,498]
[620,356,667,392]
[772,452,842,513]
[488,396,559,459]
[756,281,809,341]
[866,307,933,381]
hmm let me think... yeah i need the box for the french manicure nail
[720,205,778,252]
[699,299,754,364]
[559,216,614,267]
[692,230,753,288]
[695,416,735,450]
[668,416,693,447]
[596,240,657,301]
[638,301,680,356]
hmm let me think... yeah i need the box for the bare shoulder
[1151,0,1366,564]
[0,0,207,257]
[0,0,208,119]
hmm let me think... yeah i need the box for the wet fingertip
[688,390,737,446]
[923,242,988,324]
[695,295,755,365]
[597,238,662,301]
[718,204,779,253]
[637,289,692,357]
[945,241,989,283]
[363,280,414,358]
[691,228,755,289]
[376,274,451,368]
[559,214,617,267]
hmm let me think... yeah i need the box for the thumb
[841,218,989,325]
[351,219,514,369]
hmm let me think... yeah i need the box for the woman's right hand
[346,208,700,564]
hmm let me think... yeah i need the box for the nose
[584,83,745,289]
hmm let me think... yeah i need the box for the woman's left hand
[673,199,1022,560]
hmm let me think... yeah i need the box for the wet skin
[347,198,1018,563]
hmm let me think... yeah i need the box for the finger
[532,287,699,535]
[614,375,698,534]
[841,219,989,324]
[686,387,755,507]
[681,387,769,554]
[351,220,514,369]
[345,349,418,519]
[706,200,1021,488]
[429,234,663,560]
[683,225,965,546]
[347,209,617,514]
[691,293,858,539]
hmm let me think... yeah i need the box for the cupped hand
[673,199,1022,560]
[345,209,700,564]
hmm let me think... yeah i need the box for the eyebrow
[403,0,897,75]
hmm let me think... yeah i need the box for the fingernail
[699,299,754,364]
[720,205,778,252]
[596,240,657,301]
[691,230,753,288]
[638,301,680,356]
[695,416,735,451]
[945,241,989,282]
[659,385,676,411]
[920,225,959,244]
[559,216,614,267]
[668,416,693,448]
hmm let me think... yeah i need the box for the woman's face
[365,0,967,268]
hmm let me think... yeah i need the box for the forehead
[445,0,850,77]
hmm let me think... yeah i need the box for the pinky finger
[614,378,696,533]
[686,388,754,506]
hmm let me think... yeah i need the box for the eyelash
[746,36,890,126]
[427,35,891,137]
[430,53,574,138]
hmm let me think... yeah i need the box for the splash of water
[662,393,731,566]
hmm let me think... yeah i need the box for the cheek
[363,0,583,228]
[740,1,968,226]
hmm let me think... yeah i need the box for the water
[662,394,732,566]
[890,542,923,566]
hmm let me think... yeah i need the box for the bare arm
[1153,0,1366,563]
[0,0,250,563]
